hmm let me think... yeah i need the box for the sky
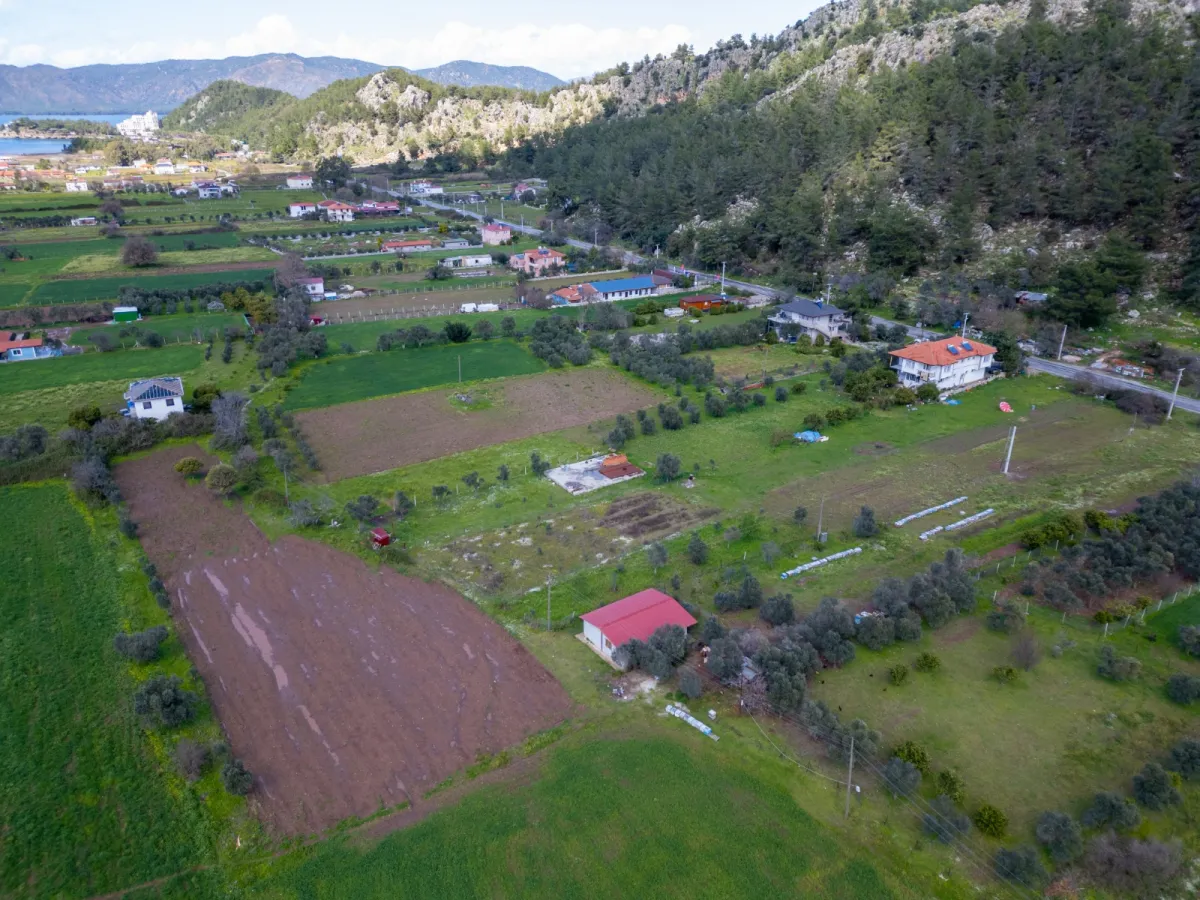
[0,0,826,78]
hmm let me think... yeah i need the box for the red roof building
[384,239,433,252]
[580,589,696,663]
[679,295,726,312]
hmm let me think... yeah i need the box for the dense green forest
[504,1,1200,312]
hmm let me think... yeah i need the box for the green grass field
[282,340,547,410]
[0,344,204,396]
[28,268,276,304]
[242,736,895,900]
[0,282,31,307]
[68,313,244,346]
[0,485,213,899]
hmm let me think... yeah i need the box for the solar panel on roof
[947,345,959,354]
[962,340,973,350]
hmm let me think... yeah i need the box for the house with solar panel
[124,377,185,420]
[889,336,996,392]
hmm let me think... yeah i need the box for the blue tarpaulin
[795,430,822,443]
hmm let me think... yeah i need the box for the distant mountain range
[0,54,564,114]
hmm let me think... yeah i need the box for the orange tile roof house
[481,223,512,245]
[317,200,356,222]
[383,238,433,252]
[889,337,997,392]
[509,246,565,276]
[579,589,697,663]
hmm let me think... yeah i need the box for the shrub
[67,404,103,430]
[759,593,796,626]
[802,412,825,431]
[852,505,879,538]
[1132,762,1181,810]
[174,738,210,780]
[1011,631,1041,671]
[1096,644,1141,682]
[893,740,931,774]
[530,451,551,476]
[1168,738,1200,780]
[1081,791,1141,831]
[700,617,726,644]
[923,795,970,843]
[1084,833,1183,895]
[994,846,1048,889]
[992,665,1018,684]
[914,652,941,673]
[113,625,169,663]
[935,769,966,805]
[1036,811,1084,864]
[221,758,254,795]
[882,757,921,797]
[706,637,743,682]
[1166,673,1200,704]
[985,602,1024,634]
[774,385,788,402]
[344,494,380,523]
[973,803,1008,837]
[687,533,709,565]
[888,664,909,686]
[1180,625,1200,657]
[790,381,808,395]
[678,669,703,699]
[117,509,138,538]
[856,614,895,650]
[133,674,197,728]
[204,463,237,495]
[443,321,472,343]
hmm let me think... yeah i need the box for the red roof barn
[579,589,696,662]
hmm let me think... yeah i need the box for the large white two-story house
[889,337,996,392]
[768,297,848,342]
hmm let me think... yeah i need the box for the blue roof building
[588,276,657,300]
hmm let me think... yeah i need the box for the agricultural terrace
[26,268,276,305]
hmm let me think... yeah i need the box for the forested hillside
[505,0,1200,319]
[162,81,295,133]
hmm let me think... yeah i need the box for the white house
[296,277,325,298]
[196,182,221,199]
[768,297,848,342]
[0,334,56,362]
[481,223,511,245]
[124,377,185,420]
[70,216,97,226]
[65,180,90,192]
[588,276,656,301]
[579,588,697,663]
[441,238,470,250]
[889,337,997,392]
[288,202,317,218]
[116,111,160,140]
[153,158,174,175]
[443,254,493,268]
[286,175,313,189]
[317,200,355,222]
[408,180,443,196]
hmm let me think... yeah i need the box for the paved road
[1027,358,1200,414]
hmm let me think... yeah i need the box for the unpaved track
[116,445,570,836]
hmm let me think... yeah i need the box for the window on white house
[142,401,152,409]
[165,398,175,407]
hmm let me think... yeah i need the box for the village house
[384,238,433,253]
[286,175,313,189]
[551,283,599,304]
[441,238,470,250]
[679,295,725,313]
[317,200,355,222]
[124,377,185,420]
[64,180,89,192]
[0,333,57,362]
[296,277,325,298]
[408,180,443,195]
[195,182,221,199]
[185,162,208,174]
[579,589,697,664]
[889,336,997,392]
[588,276,656,301]
[442,254,493,269]
[768,297,848,342]
[481,223,512,245]
[1014,290,1048,307]
[358,200,401,216]
[509,246,565,276]
[512,181,537,198]
[153,158,174,175]
[70,216,97,226]
[288,201,317,218]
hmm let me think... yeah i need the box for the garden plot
[297,369,658,481]
[115,445,571,836]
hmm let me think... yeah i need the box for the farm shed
[580,589,696,662]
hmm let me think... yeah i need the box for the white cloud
[0,15,692,79]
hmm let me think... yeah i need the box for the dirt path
[115,445,571,836]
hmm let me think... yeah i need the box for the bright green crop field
[282,340,547,410]
[0,485,213,899]
[0,344,204,397]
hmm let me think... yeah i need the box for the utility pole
[721,262,726,296]
[1056,324,1068,361]
[1003,426,1016,474]
[1167,367,1184,420]
[816,495,826,543]
[546,576,552,632]
[844,735,855,819]
[960,313,969,338]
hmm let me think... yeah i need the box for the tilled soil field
[296,369,658,481]
[116,445,571,835]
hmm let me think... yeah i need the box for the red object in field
[370,528,391,548]
[999,402,1013,413]
[310,316,325,326]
